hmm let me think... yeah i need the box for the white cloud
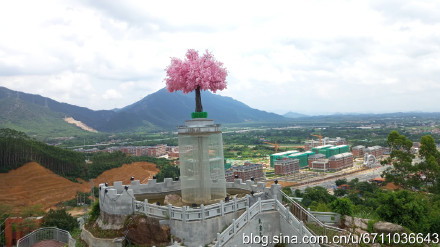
[0,0,440,114]
[102,89,123,100]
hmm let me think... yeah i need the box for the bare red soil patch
[94,162,159,186]
[0,161,159,212]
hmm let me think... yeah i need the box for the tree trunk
[195,86,203,112]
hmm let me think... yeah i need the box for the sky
[0,0,440,115]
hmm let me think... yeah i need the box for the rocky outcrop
[342,216,408,246]
[126,215,171,246]
[343,216,369,231]
[373,221,406,234]
[96,211,126,230]
[164,194,184,207]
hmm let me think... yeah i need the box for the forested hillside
[0,128,86,180]
[0,128,178,182]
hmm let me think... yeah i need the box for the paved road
[295,164,389,191]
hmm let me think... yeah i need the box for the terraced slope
[93,162,159,186]
[0,161,159,212]
[0,162,90,210]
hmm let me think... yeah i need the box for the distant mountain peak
[0,86,285,134]
[283,111,309,119]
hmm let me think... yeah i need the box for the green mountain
[0,97,90,138]
[0,86,286,134]
[116,88,286,129]
[0,86,116,130]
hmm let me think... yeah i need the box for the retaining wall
[80,226,124,247]
[310,211,340,225]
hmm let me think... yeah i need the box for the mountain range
[0,86,286,135]
[283,111,309,119]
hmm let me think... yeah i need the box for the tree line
[0,128,86,180]
[0,128,179,182]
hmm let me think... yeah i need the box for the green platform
[191,112,208,119]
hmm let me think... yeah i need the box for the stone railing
[99,178,282,216]
[135,196,248,221]
[106,178,267,195]
[17,227,75,247]
[280,190,346,235]
[214,198,318,247]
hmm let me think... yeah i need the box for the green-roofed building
[269,150,299,167]
[336,145,350,153]
[287,151,315,168]
[224,162,232,170]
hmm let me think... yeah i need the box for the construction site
[261,134,386,188]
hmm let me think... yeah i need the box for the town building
[308,153,326,166]
[233,162,264,181]
[269,150,298,167]
[304,140,321,151]
[304,137,346,151]
[147,144,167,157]
[328,152,353,171]
[4,217,43,247]
[310,160,330,172]
[274,158,299,175]
[168,150,179,158]
[225,169,235,182]
[365,146,383,157]
[287,151,314,168]
[312,144,349,158]
[352,145,365,157]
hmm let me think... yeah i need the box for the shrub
[88,200,100,223]
[42,209,78,232]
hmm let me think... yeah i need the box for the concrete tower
[178,118,226,204]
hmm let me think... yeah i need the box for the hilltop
[0,86,286,135]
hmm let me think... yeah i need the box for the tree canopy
[165,49,227,94]
[42,209,78,232]
[381,130,417,189]
[165,49,227,112]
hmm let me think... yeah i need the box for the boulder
[164,194,183,206]
[373,221,406,234]
[343,216,369,230]
[127,215,171,246]
[354,217,368,230]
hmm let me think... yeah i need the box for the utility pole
[90,179,95,203]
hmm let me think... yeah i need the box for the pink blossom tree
[165,49,228,113]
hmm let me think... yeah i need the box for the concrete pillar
[217,233,221,245]
[201,204,205,220]
[144,199,149,216]
[168,204,172,220]
[233,197,237,212]
[182,206,186,222]
[232,219,236,234]
[258,197,262,212]
[270,184,282,202]
[220,200,224,216]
